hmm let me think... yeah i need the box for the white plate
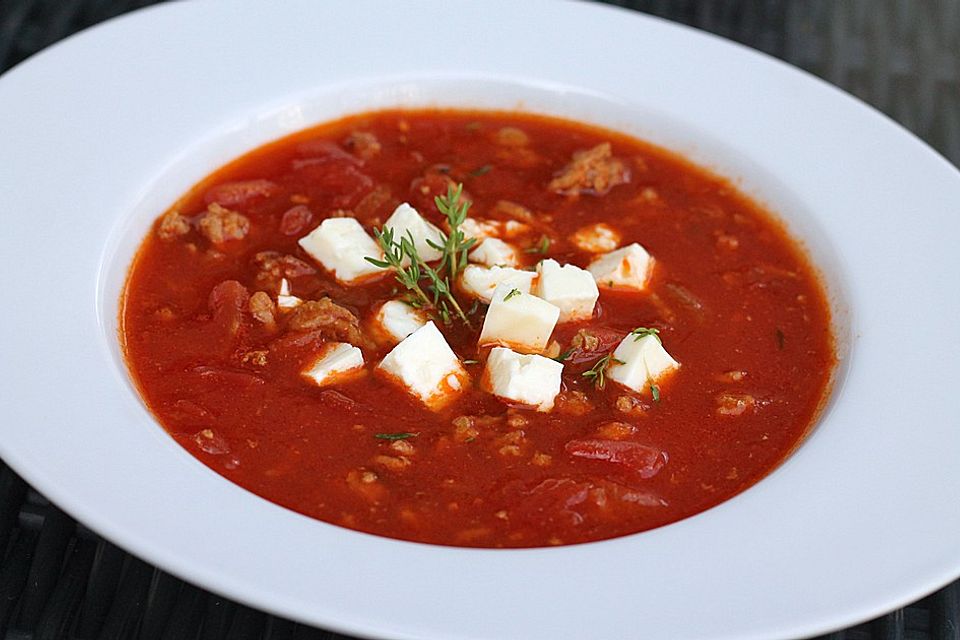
[1,2,958,639]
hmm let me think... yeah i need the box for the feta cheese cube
[377,322,468,409]
[460,265,536,303]
[534,259,599,322]
[607,333,680,393]
[501,220,530,238]
[298,218,385,284]
[384,202,445,263]
[277,278,303,310]
[460,217,530,242]
[301,342,365,387]
[570,223,621,253]
[478,284,560,353]
[372,300,427,344]
[469,238,520,267]
[483,347,563,411]
[460,218,500,241]
[587,243,655,291]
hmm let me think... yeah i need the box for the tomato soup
[122,110,835,547]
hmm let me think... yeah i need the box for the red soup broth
[121,109,835,548]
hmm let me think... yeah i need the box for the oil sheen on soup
[122,109,835,548]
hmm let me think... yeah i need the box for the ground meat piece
[496,146,542,169]
[248,291,276,329]
[240,350,269,367]
[252,251,316,292]
[197,203,250,245]
[615,395,649,416]
[203,179,278,207]
[531,452,553,467]
[716,393,757,416]
[567,327,624,364]
[452,418,479,443]
[286,298,362,345]
[548,142,629,196]
[571,329,600,352]
[373,454,411,472]
[495,127,530,147]
[555,391,594,416]
[505,410,529,429]
[157,210,190,240]
[390,440,416,455]
[279,205,313,236]
[716,370,748,383]
[194,429,229,455]
[490,200,535,223]
[595,421,636,440]
[343,131,382,160]
[345,469,386,503]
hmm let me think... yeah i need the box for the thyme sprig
[582,353,624,390]
[430,183,476,282]
[630,327,661,343]
[365,183,474,327]
[375,432,419,441]
[367,227,433,309]
[650,384,661,403]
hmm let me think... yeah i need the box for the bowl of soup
[0,2,957,639]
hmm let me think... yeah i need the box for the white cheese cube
[483,347,563,411]
[478,284,560,354]
[372,300,427,344]
[460,218,500,241]
[460,218,530,242]
[587,243,655,291]
[384,202,445,263]
[277,278,303,310]
[570,223,621,253]
[298,218,385,284]
[377,322,468,409]
[607,333,680,393]
[301,342,364,387]
[534,259,599,322]
[501,220,530,238]
[460,265,536,303]
[469,238,520,267]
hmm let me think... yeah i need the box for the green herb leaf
[581,353,624,390]
[364,257,391,269]
[525,235,551,255]
[650,384,661,402]
[367,193,474,328]
[552,348,573,363]
[469,164,492,177]
[434,183,474,283]
[374,432,419,441]
[630,327,662,343]
[503,288,521,301]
